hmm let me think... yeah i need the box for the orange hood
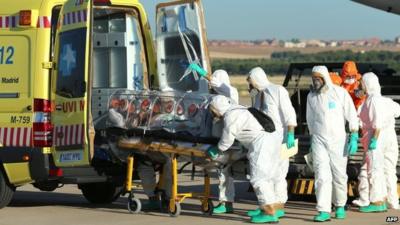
[329,72,342,86]
[341,61,361,80]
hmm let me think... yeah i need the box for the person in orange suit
[330,72,342,86]
[341,61,366,109]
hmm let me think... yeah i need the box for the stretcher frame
[120,140,214,217]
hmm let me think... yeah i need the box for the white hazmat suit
[210,70,239,203]
[210,70,239,104]
[306,66,359,213]
[355,72,400,209]
[249,67,297,205]
[210,96,281,206]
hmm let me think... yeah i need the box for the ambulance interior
[87,4,243,173]
[91,4,213,138]
[91,7,147,129]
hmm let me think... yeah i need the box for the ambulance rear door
[156,0,211,93]
[51,0,93,167]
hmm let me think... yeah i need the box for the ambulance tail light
[33,99,53,147]
[19,10,38,27]
[49,168,63,177]
[19,10,32,26]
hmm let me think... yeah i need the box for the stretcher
[113,134,245,217]
[120,138,214,216]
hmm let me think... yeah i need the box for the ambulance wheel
[0,170,14,209]
[128,196,142,214]
[79,182,121,204]
[201,199,214,215]
[168,202,181,217]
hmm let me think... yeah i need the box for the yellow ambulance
[0,0,210,208]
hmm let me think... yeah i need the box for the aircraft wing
[352,0,400,15]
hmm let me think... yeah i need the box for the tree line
[211,50,400,75]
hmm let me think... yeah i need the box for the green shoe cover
[359,204,386,213]
[247,208,262,217]
[213,203,233,214]
[251,213,279,224]
[335,207,346,219]
[314,212,331,222]
[275,209,285,218]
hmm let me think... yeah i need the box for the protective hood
[362,72,381,96]
[329,72,342,86]
[312,65,333,87]
[249,67,270,90]
[212,70,231,86]
[210,95,233,116]
[341,61,361,80]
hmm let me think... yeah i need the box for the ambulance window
[92,8,147,90]
[50,6,62,58]
[56,28,87,98]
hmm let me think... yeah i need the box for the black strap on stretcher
[106,127,219,145]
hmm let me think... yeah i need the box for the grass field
[209,45,400,59]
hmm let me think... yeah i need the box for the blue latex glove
[206,146,219,160]
[286,131,295,149]
[369,137,377,151]
[189,63,208,77]
[347,132,359,155]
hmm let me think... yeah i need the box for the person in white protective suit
[206,95,282,223]
[306,66,359,222]
[245,67,297,219]
[209,70,240,214]
[210,70,239,104]
[353,72,400,212]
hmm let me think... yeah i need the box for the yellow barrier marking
[307,180,314,195]
[299,180,307,194]
[291,180,299,193]
[348,183,354,197]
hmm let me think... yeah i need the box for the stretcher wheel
[128,196,142,214]
[201,199,214,215]
[168,202,181,217]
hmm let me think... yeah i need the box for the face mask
[344,78,356,84]
[248,83,259,97]
[311,78,325,93]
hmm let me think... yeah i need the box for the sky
[141,0,400,41]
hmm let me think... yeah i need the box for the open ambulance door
[51,0,93,167]
[156,0,211,93]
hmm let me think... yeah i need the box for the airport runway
[0,172,398,225]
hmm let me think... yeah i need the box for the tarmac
[0,171,398,225]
